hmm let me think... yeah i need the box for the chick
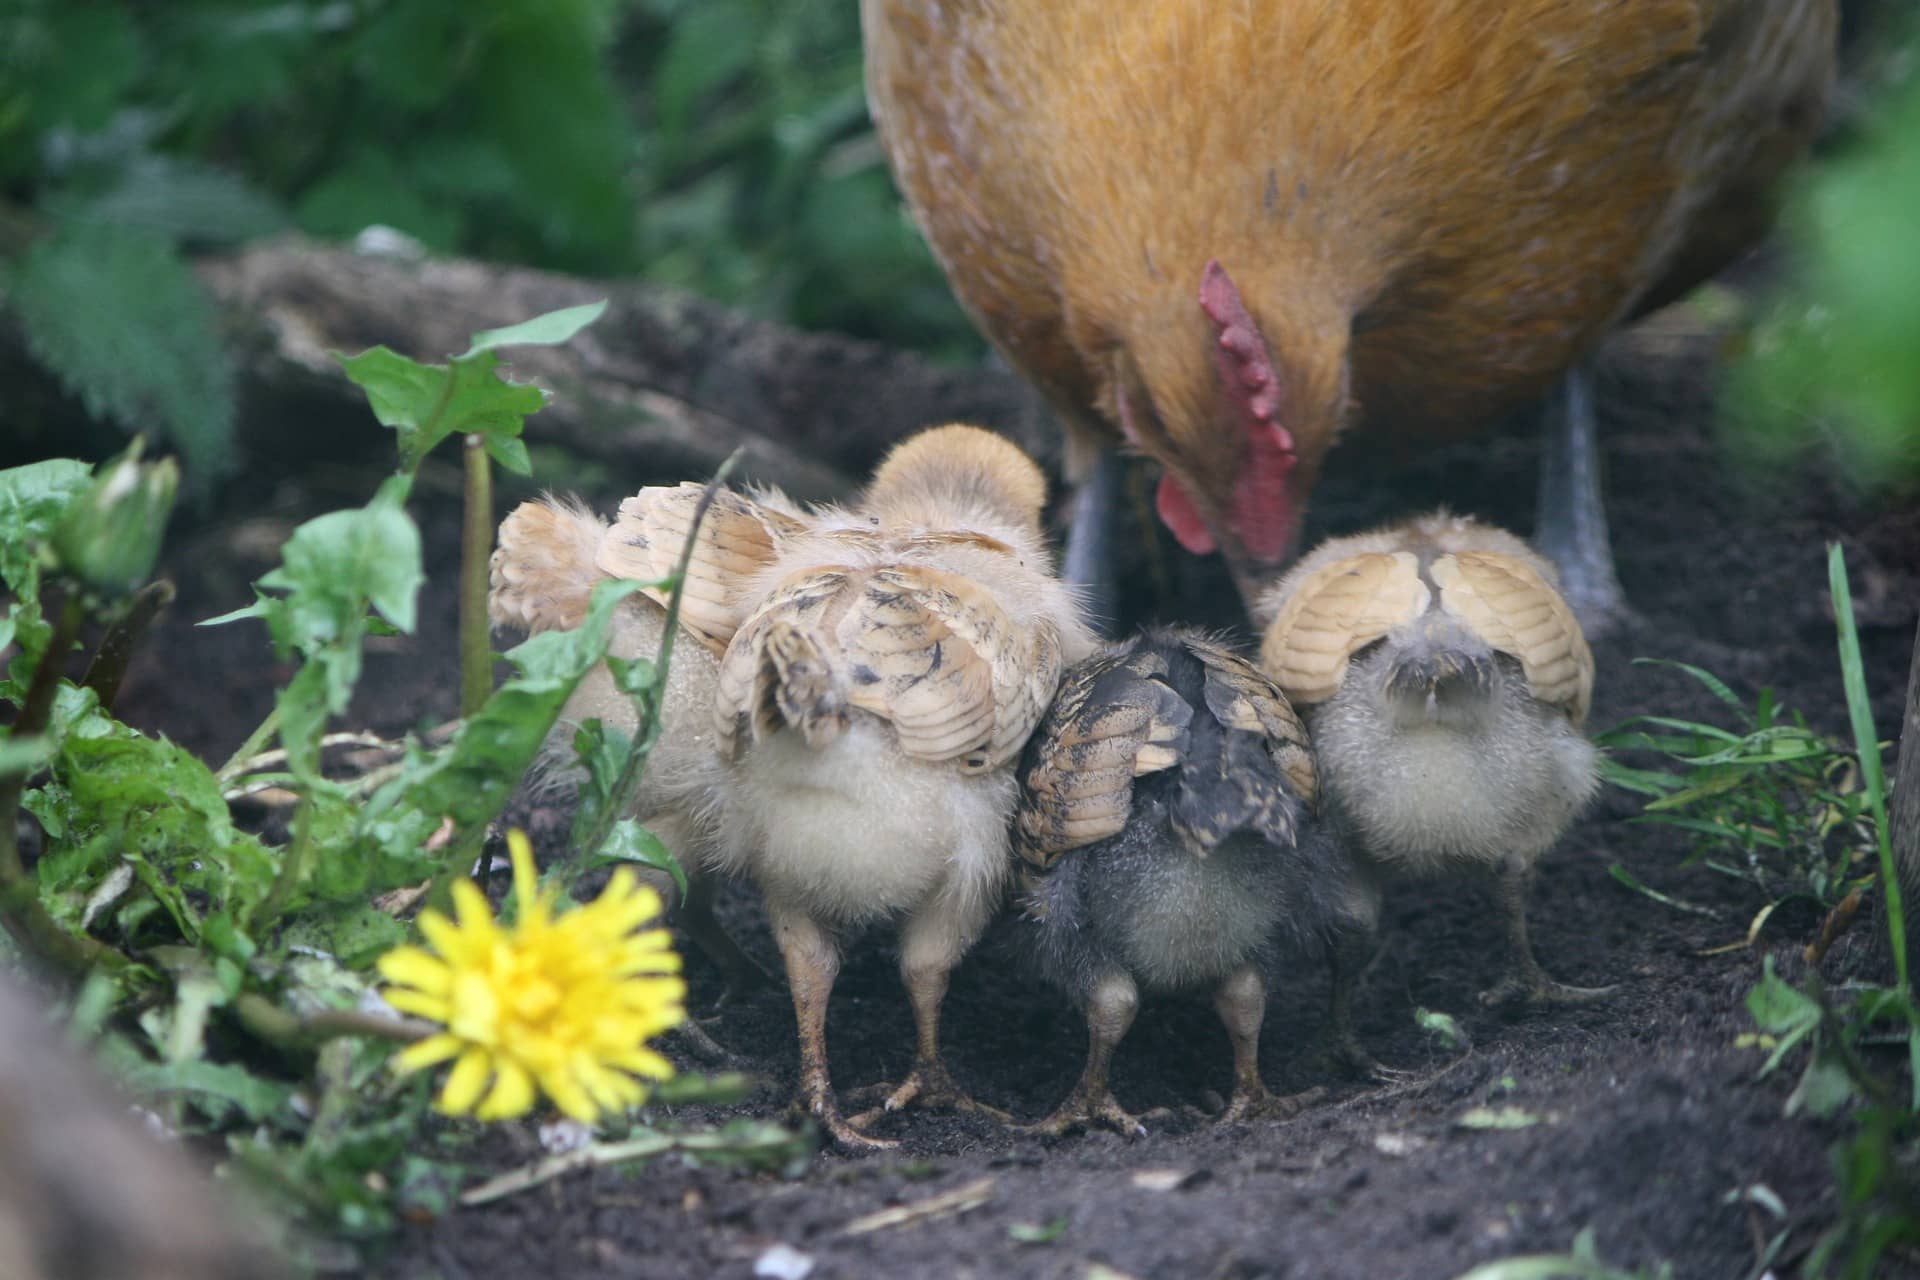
[714,424,1097,1150]
[488,483,803,990]
[1011,627,1360,1135]
[1259,512,1606,1065]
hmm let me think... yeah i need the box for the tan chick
[714,424,1098,1150]
[488,482,804,991]
[1259,512,1607,1068]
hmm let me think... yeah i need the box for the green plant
[1451,1226,1673,1280]
[1599,548,1918,1279]
[1729,15,1920,489]
[1597,660,1885,931]
[0,303,798,1260]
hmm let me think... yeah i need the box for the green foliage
[1731,20,1920,488]
[6,223,236,486]
[0,305,788,1260]
[1452,1227,1672,1280]
[337,298,606,476]
[1596,659,1884,919]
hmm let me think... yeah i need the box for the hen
[863,0,1837,621]
[1011,627,1361,1134]
[714,424,1097,1149]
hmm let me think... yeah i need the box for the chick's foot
[1021,1086,1164,1139]
[1218,1083,1326,1125]
[846,1060,1011,1128]
[790,1082,898,1154]
[1327,1034,1416,1084]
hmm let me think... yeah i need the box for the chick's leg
[1534,362,1627,631]
[771,904,894,1152]
[1023,970,1151,1138]
[1214,964,1325,1123]
[848,901,1009,1125]
[1479,857,1615,1007]
[1325,873,1409,1081]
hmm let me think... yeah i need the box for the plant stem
[0,591,125,980]
[249,791,317,935]
[215,703,282,786]
[80,578,175,713]
[575,451,741,867]
[232,991,434,1048]
[460,433,493,720]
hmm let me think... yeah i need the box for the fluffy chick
[1011,627,1359,1135]
[1259,511,1605,1066]
[488,485,803,990]
[714,424,1097,1150]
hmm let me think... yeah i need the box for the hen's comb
[1200,260,1290,447]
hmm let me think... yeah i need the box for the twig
[457,1123,801,1207]
[0,590,126,980]
[220,731,402,780]
[80,578,175,712]
[842,1177,997,1236]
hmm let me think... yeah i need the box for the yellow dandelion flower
[377,829,685,1123]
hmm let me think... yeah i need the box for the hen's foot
[1218,1083,1326,1125]
[845,1061,1011,1128]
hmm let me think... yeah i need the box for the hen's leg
[1024,970,1153,1137]
[849,896,1010,1125]
[1479,858,1615,1007]
[1061,443,1124,635]
[1534,363,1626,630]
[1214,964,1324,1123]
[771,904,893,1152]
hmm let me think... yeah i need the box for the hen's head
[1114,260,1350,614]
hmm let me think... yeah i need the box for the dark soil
[114,307,1920,1280]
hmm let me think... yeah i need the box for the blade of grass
[1829,544,1903,999]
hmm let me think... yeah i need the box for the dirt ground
[113,306,1919,1280]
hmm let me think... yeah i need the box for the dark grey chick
[1010,627,1364,1136]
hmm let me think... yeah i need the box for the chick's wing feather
[596,483,805,653]
[1260,551,1431,704]
[489,499,605,635]
[1188,637,1317,810]
[1430,551,1594,725]
[1013,646,1193,873]
[716,561,1062,774]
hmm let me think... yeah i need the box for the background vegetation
[0,0,976,495]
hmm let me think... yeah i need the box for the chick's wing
[715,561,1065,774]
[489,499,604,634]
[1260,551,1430,704]
[1430,551,1594,726]
[1013,645,1193,873]
[1188,636,1317,810]
[596,482,805,653]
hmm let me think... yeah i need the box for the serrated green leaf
[335,345,546,472]
[461,300,607,357]
[0,458,92,587]
[53,155,289,245]
[280,903,409,969]
[352,579,643,892]
[590,819,687,901]
[6,224,234,487]
[104,1043,296,1126]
